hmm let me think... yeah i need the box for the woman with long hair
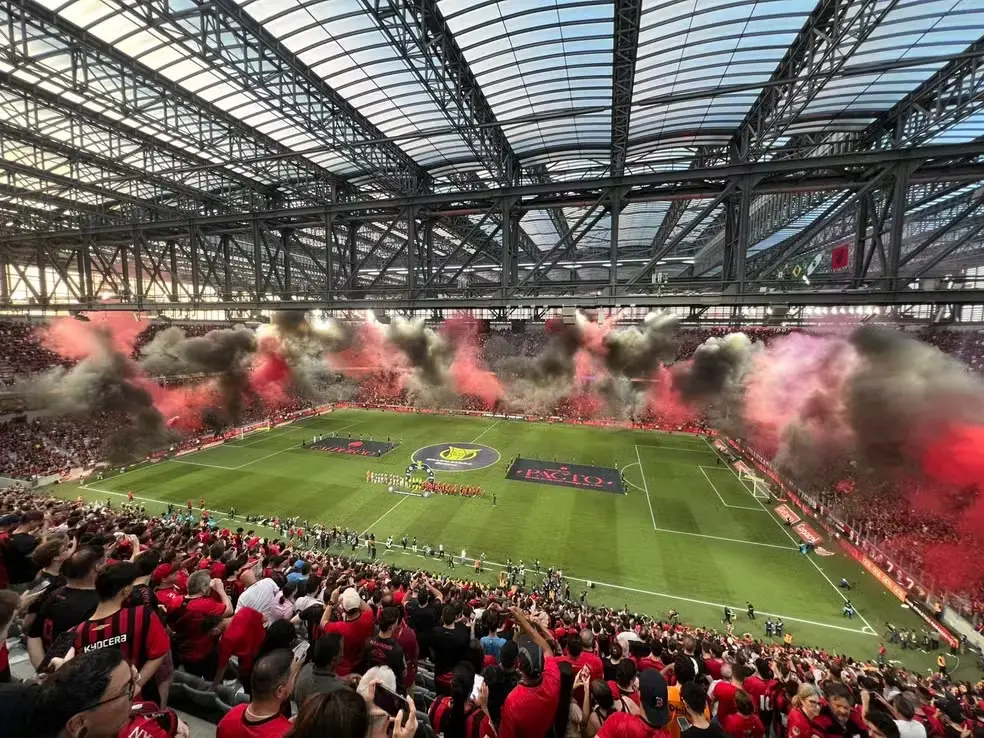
[428,661,496,738]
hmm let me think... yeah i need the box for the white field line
[634,444,716,453]
[360,495,411,536]
[68,485,869,637]
[380,550,871,637]
[700,436,877,635]
[699,467,769,511]
[634,444,657,530]
[469,419,501,444]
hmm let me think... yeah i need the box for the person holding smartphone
[428,661,495,738]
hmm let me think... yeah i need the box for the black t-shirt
[367,635,405,679]
[26,573,67,616]
[407,600,441,652]
[683,722,729,738]
[126,583,161,611]
[429,623,470,676]
[4,532,39,585]
[28,585,100,650]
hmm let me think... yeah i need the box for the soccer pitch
[57,408,939,671]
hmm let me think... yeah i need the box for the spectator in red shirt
[723,691,767,738]
[743,658,776,722]
[710,663,743,722]
[598,669,672,738]
[499,607,566,738]
[564,629,605,682]
[217,649,297,738]
[788,684,824,738]
[321,586,374,677]
[610,658,643,708]
[428,661,496,738]
[170,569,232,681]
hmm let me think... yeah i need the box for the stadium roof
[0,0,983,312]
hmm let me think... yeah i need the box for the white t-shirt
[896,720,927,738]
[236,578,281,622]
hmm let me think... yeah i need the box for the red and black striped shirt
[71,604,170,670]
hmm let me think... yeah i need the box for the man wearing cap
[321,586,374,677]
[499,606,563,738]
[598,669,673,738]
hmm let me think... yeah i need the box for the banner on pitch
[774,504,801,525]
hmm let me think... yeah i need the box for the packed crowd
[1,484,983,738]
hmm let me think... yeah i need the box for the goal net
[740,472,771,500]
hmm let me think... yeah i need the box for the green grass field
[54,408,954,675]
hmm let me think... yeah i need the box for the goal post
[740,471,771,501]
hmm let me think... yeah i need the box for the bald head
[580,629,595,649]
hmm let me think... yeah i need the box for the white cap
[341,587,362,612]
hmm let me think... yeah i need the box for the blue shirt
[481,634,506,658]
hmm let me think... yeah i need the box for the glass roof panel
[440,0,614,155]
[631,0,815,139]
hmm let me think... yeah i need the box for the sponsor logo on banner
[793,522,823,545]
[412,442,500,472]
[774,504,801,525]
[815,547,835,557]
[201,440,225,451]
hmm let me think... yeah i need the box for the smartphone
[292,641,310,662]
[373,684,405,717]
[27,579,52,597]
[676,717,692,733]
[470,674,485,701]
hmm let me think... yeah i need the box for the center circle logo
[411,442,500,472]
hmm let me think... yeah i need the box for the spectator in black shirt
[126,550,162,610]
[23,536,73,630]
[430,603,471,692]
[367,606,405,688]
[406,583,442,654]
[27,546,102,668]
[483,639,521,727]
[4,510,45,586]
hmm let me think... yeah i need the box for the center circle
[410,442,501,472]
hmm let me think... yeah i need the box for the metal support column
[132,231,143,308]
[280,227,292,298]
[168,240,178,302]
[423,219,435,284]
[406,208,417,297]
[220,234,232,300]
[35,247,47,305]
[501,198,514,295]
[885,165,911,291]
[609,189,622,296]
[734,178,752,290]
[0,250,8,304]
[851,194,870,288]
[252,218,263,301]
[324,208,334,301]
